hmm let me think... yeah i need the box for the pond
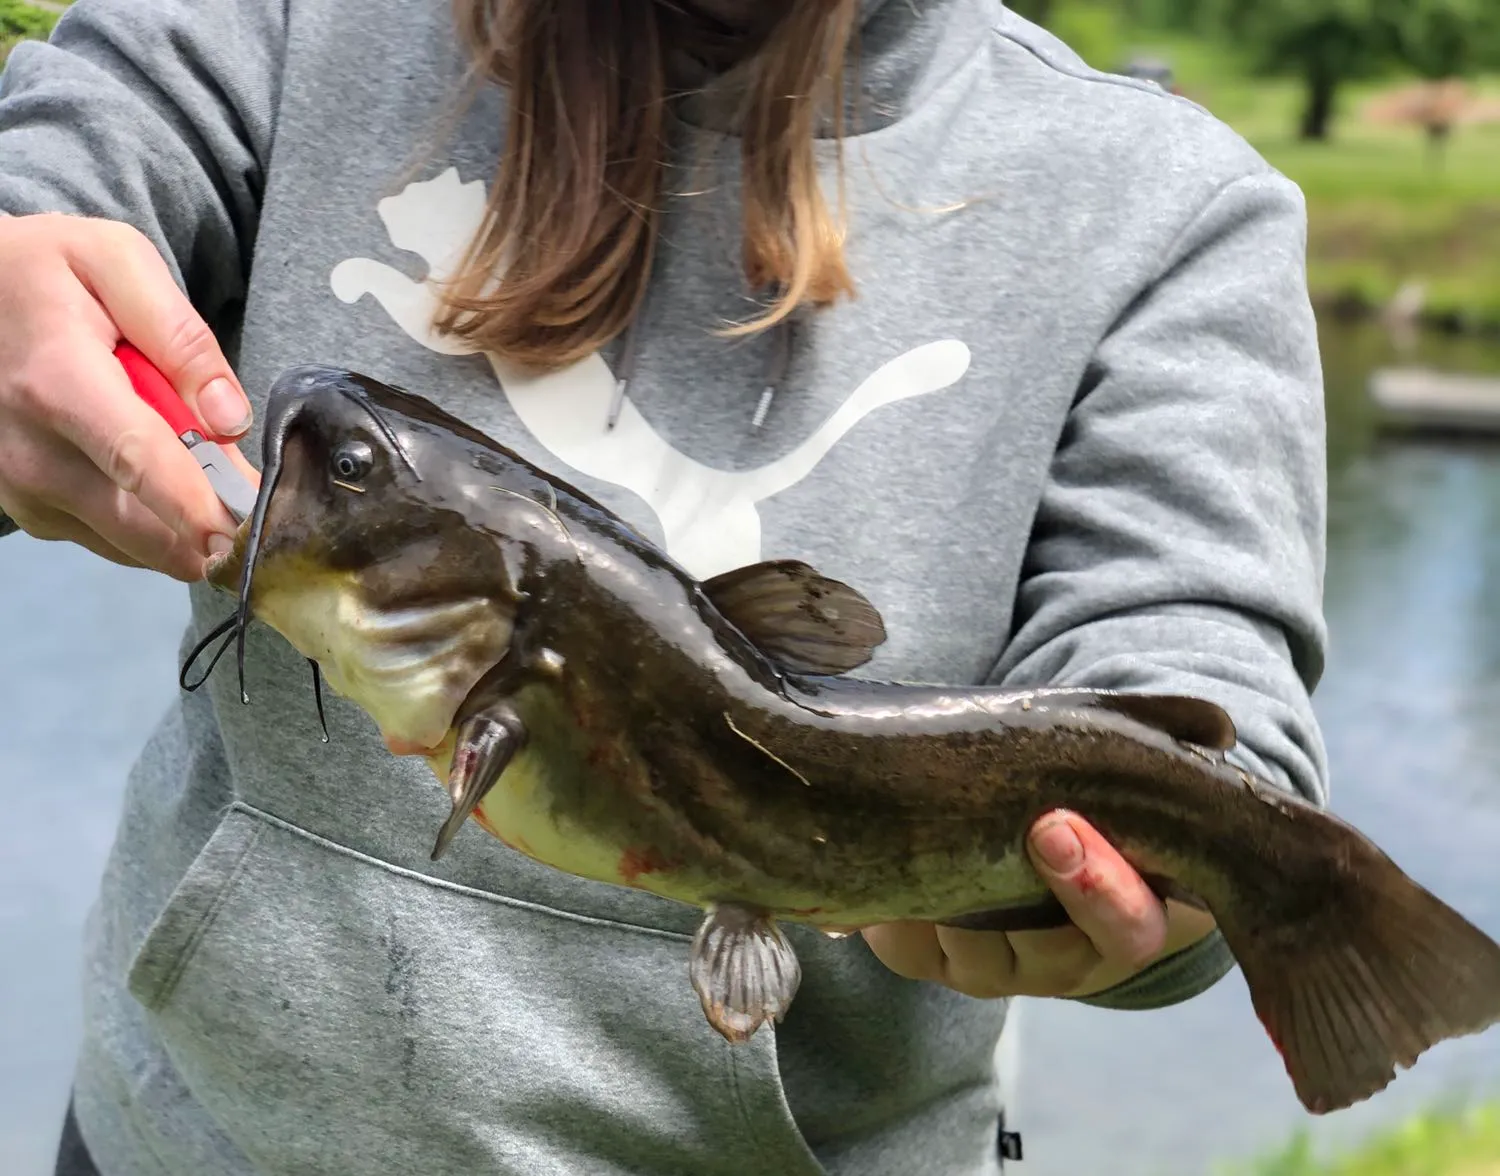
[1016,318,1500,1175]
[2,317,1499,1174]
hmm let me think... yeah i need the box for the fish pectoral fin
[689,904,803,1045]
[701,560,887,675]
[429,703,527,861]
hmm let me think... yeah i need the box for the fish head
[205,364,540,752]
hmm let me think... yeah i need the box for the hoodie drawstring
[605,295,797,433]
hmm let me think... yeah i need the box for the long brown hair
[434,0,862,371]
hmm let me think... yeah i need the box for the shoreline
[1313,289,1500,342]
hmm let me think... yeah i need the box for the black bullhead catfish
[189,364,1500,1118]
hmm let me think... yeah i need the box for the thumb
[67,219,253,441]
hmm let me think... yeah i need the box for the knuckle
[0,440,57,503]
[4,353,58,419]
[98,216,149,254]
[1,210,66,250]
[5,501,59,540]
[162,313,221,369]
[98,426,152,498]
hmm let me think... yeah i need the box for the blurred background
[4,1,1500,1174]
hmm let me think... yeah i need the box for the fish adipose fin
[689,904,803,1044]
[430,703,527,861]
[1224,835,1500,1114]
[1023,689,1238,751]
[701,560,887,675]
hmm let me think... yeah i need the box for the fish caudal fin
[1224,854,1500,1114]
[689,904,802,1044]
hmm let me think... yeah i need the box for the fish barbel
[190,364,1500,1117]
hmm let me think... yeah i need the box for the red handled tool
[115,342,258,523]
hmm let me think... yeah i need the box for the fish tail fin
[1221,841,1500,1114]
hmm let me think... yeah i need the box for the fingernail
[199,378,252,438]
[1031,815,1084,873]
[206,531,235,557]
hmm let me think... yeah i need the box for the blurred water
[2,319,1500,1174]
[0,544,187,1172]
[1016,320,1500,1175]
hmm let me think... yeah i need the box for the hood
[671,0,992,136]
[608,0,997,434]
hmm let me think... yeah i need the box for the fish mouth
[193,366,352,704]
[185,365,515,750]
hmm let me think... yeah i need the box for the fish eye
[330,439,374,484]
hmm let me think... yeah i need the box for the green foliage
[1146,0,1500,138]
[1200,0,1393,138]
[1004,0,1135,71]
[1225,1101,1500,1175]
[1046,2,1128,69]
[0,0,58,43]
[1212,0,1394,78]
[1389,0,1500,78]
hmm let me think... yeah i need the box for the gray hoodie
[0,0,1328,1172]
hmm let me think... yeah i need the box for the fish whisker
[308,659,330,742]
[236,394,303,705]
[179,612,240,692]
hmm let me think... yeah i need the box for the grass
[1223,1102,1500,1176]
[1103,28,1500,329]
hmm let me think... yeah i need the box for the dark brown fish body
[198,364,1500,1119]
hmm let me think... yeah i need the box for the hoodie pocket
[125,801,826,1176]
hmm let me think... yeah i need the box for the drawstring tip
[751,386,774,430]
[606,378,628,431]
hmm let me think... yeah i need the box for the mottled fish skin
[204,364,1500,1119]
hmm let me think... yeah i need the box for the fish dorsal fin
[702,560,888,676]
[1092,691,1238,750]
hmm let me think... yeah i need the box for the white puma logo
[330,169,971,580]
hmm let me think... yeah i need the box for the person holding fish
[5,2,1499,1175]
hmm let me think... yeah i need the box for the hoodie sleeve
[990,168,1330,1009]
[0,0,284,542]
[0,0,285,321]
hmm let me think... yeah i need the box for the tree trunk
[1426,122,1451,171]
[1300,65,1337,141]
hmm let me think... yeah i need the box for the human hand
[862,809,1218,999]
[0,212,259,581]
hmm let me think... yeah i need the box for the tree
[1211,0,1396,141]
[1208,0,1500,143]
[1389,0,1500,79]
[1374,0,1500,162]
